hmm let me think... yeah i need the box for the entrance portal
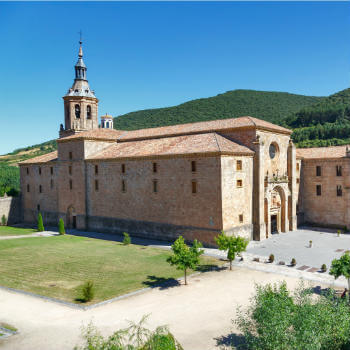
[72,215,77,229]
[66,206,77,229]
[271,215,278,233]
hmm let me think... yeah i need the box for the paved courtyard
[245,227,350,271]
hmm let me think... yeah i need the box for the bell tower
[60,38,99,138]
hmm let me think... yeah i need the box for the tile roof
[117,116,292,142]
[296,145,350,159]
[58,128,124,143]
[87,133,254,161]
[19,151,58,165]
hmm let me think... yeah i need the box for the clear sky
[0,1,350,154]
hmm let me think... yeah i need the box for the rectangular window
[191,161,196,172]
[50,167,53,175]
[237,179,243,188]
[121,164,126,173]
[239,214,244,223]
[39,167,41,175]
[296,163,300,171]
[37,204,40,211]
[336,166,342,177]
[39,185,42,193]
[122,180,126,192]
[69,152,73,160]
[69,165,72,175]
[316,166,321,177]
[316,184,321,196]
[236,160,242,171]
[50,179,54,189]
[95,180,99,191]
[26,167,29,175]
[153,162,157,173]
[153,180,158,193]
[296,178,300,184]
[337,185,342,197]
[69,180,73,190]
[27,184,30,193]
[95,165,98,175]
[192,181,197,194]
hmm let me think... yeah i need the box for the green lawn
[0,235,221,304]
[0,226,37,236]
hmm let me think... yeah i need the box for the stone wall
[0,196,20,224]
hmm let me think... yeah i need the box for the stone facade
[0,196,20,224]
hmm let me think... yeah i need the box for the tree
[1,214,7,226]
[167,236,204,285]
[330,252,350,297]
[215,231,249,270]
[123,232,131,245]
[58,218,65,235]
[37,212,44,232]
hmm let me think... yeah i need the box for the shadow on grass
[74,297,88,303]
[142,275,180,290]
[215,333,246,349]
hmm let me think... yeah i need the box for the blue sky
[0,1,350,154]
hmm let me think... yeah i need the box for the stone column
[287,140,297,231]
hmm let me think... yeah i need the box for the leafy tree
[330,252,350,296]
[58,218,65,235]
[167,236,204,285]
[215,231,249,270]
[123,232,131,245]
[81,281,95,302]
[37,212,44,232]
[1,215,6,226]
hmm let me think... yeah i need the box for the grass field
[0,235,221,304]
[0,226,37,236]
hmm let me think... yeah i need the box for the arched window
[75,104,80,119]
[87,105,92,119]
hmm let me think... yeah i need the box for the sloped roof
[87,133,254,161]
[58,128,124,142]
[19,151,58,165]
[297,145,350,159]
[117,116,292,142]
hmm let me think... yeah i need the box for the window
[269,143,278,159]
[336,166,342,177]
[191,161,196,172]
[296,163,300,171]
[50,179,54,189]
[69,152,73,160]
[26,167,29,175]
[69,180,73,190]
[50,167,53,175]
[95,165,98,175]
[316,185,321,196]
[192,181,197,194]
[37,204,40,211]
[87,105,92,119]
[316,166,321,176]
[153,180,158,193]
[296,178,300,184]
[122,180,126,192]
[237,179,243,188]
[27,184,30,193]
[95,180,99,191]
[239,214,244,223]
[69,165,72,175]
[75,104,80,118]
[39,167,41,175]
[153,163,157,173]
[337,185,342,197]
[121,164,126,173]
[236,160,242,171]
[39,185,42,193]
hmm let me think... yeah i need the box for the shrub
[37,212,44,232]
[81,281,95,302]
[291,258,296,266]
[123,232,131,245]
[1,214,7,226]
[269,254,274,263]
[338,230,341,237]
[321,264,327,272]
[278,261,285,265]
[58,218,65,235]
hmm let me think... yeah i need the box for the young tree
[167,236,204,285]
[37,212,44,232]
[215,231,249,270]
[1,214,7,226]
[58,218,65,235]
[330,252,350,297]
[123,232,131,245]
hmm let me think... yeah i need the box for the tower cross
[78,30,83,44]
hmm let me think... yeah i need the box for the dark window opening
[69,166,72,175]
[239,214,244,223]
[50,179,54,189]
[153,163,157,173]
[95,165,98,175]
[69,152,72,160]
[37,204,40,211]
[121,164,126,173]
[153,180,158,193]
[191,161,196,172]
[95,180,99,191]
[336,166,342,176]
[27,184,30,193]
[87,105,92,119]
[39,167,41,175]
[39,185,42,193]
[50,167,53,175]
[69,180,73,190]
[236,160,242,171]
[26,167,29,175]
[316,166,321,177]
[316,184,322,196]
[296,163,300,171]
[122,180,126,192]
[337,185,342,197]
[75,104,80,119]
[237,179,243,187]
[192,181,197,194]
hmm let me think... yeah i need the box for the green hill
[114,89,323,130]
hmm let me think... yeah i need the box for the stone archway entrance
[66,206,77,229]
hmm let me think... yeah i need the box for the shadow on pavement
[142,275,180,290]
[215,333,246,349]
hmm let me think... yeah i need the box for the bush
[291,258,296,266]
[58,218,65,235]
[37,213,44,232]
[123,232,131,245]
[338,230,341,237]
[1,215,7,226]
[321,264,327,272]
[81,281,95,302]
[269,254,274,263]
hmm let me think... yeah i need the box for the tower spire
[78,30,83,58]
